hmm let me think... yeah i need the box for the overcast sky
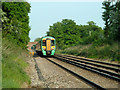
[28,0,105,42]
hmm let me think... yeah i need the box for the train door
[46,39,51,51]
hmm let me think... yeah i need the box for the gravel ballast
[50,57,119,88]
[25,54,119,88]
[35,56,91,88]
[25,55,45,88]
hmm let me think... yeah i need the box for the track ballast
[53,54,120,82]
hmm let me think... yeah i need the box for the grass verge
[0,31,2,89]
[2,38,31,88]
[56,43,120,62]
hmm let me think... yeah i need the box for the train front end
[41,36,56,56]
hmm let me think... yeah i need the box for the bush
[56,42,120,61]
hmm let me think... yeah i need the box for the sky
[28,0,105,42]
[27,0,104,2]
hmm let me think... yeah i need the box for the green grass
[0,31,2,89]
[2,38,31,88]
[56,43,120,61]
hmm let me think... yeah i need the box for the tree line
[47,1,120,49]
[47,19,104,49]
[2,1,31,48]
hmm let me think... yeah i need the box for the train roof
[42,36,55,39]
[37,36,55,43]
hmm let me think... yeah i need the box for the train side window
[42,40,46,46]
[51,40,54,46]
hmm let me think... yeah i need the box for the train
[31,36,56,56]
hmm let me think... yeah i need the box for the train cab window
[42,40,46,46]
[51,40,55,46]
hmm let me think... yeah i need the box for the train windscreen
[51,40,55,46]
[42,40,46,46]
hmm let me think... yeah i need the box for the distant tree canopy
[2,2,31,48]
[47,19,103,49]
[34,37,41,42]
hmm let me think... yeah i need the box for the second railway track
[53,54,120,82]
[56,54,120,67]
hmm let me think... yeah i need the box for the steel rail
[55,54,120,78]
[53,55,120,82]
[56,54,120,72]
[45,57,106,90]
[56,54,120,67]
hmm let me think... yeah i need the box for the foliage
[102,1,120,42]
[34,37,41,42]
[1,0,25,1]
[2,1,31,88]
[57,43,119,61]
[102,1,111,38]
[47,19,103,49]
[2,38,31,88]
[2,2,31,48]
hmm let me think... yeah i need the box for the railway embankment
[2,39,46,88]
[2,38,32,88]
[56,43,120,63]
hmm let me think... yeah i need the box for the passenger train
[32,36,56,56]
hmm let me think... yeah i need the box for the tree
[2,2,31,48]
[47,19,103,49]
[87,21,96,25]
[102,1,120,41]
[110,1,120,41]
[102,1,112,38]
[34,38,41,42]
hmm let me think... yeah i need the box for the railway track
[57,54,120,67]
[53,54,120,82]
[45,57,106,89]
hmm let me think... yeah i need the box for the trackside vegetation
[47,1,120,61]
[2,1,31,88]
[56,43,119,61]
[2,1,31,48]
[2,38,30,88]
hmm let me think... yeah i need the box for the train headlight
[51,48,54,50]
[43,48,46,50]
[42,46,46,50]
[51,46,55,50]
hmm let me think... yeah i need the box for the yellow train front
[35,36,56,56]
